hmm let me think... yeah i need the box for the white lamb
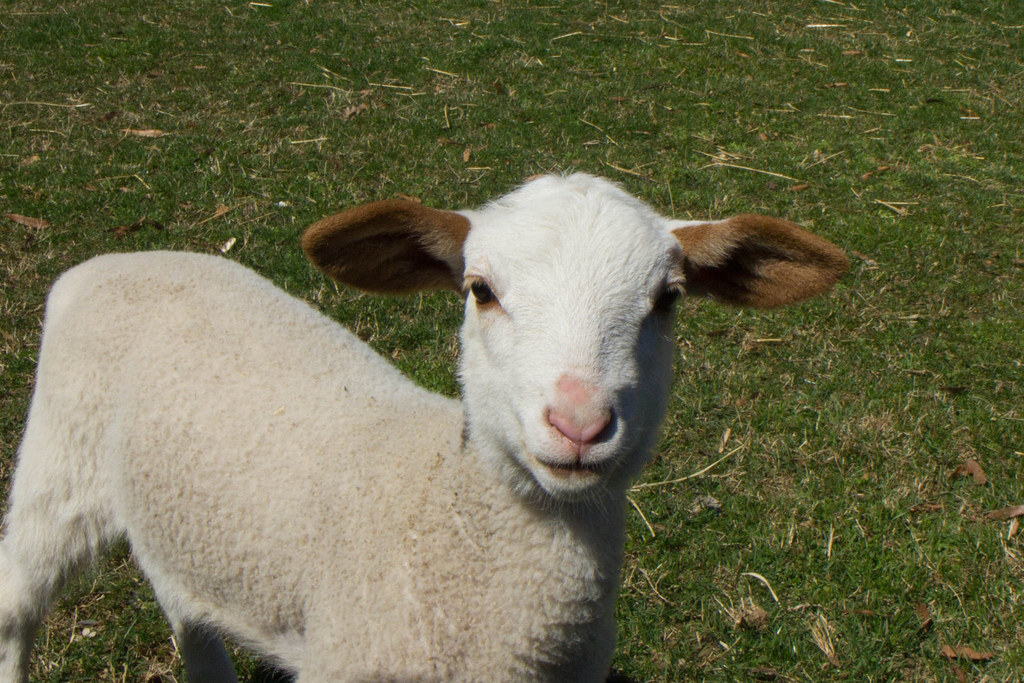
[0,173,848,682]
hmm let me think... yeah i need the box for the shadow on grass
[243,663,637,682]
[246,662,294,683]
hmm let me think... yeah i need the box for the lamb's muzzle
[546,374,615,455]
[0,173,848,682]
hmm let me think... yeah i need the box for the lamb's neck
[457,430,630,580]
[444,435,627,678]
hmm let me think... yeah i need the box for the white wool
[0,174,847,682]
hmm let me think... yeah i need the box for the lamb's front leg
[0,522,107,683]
[0,546,38,683]
[0,417,122,683]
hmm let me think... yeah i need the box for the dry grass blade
[701,161,803,182]
[195,205,232,227]
[627,496,656,538]
[860,165,892,180]
[810,614,840,668]
[636,566,669,604]
[875,199,917,215]
[122,128,166,138]
[740,572,780,604]
[717,427,731,453]
[601,161,651,179]
[631,445,741,490]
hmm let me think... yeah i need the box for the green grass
[2,1,1022,680]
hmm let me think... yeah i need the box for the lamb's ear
[671,214,849,309]
[302,199,470,294]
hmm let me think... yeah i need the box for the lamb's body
[0,174,848,681]
[3,252,619,681]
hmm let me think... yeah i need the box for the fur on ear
[302,200,470,294]
[672,214,849,309]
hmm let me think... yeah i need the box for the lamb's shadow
[243,664,637,682]
[245,663,294,683]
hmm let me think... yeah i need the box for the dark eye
[652,286,682,314]
[470,280,496,306]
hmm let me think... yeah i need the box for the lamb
[0,173,848,682]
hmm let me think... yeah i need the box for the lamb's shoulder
[42,251,446,427]
[57,249,464,508]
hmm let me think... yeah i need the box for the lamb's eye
[470,280,496,306]
[652,286,682,314]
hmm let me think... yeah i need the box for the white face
[457,175,684,501]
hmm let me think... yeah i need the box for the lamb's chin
[522,451,611,501]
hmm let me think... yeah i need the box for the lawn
[1,1,1022,680]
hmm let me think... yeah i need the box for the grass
[2,1,1022,680]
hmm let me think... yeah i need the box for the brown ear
[672,214,849,309]
[302,200,470,294]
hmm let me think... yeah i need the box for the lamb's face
[303,172,847,500]
[458,175,683,501]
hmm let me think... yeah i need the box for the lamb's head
[453,175,690,500]
[303,174,848,502]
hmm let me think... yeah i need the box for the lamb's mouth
[532,455,607,480]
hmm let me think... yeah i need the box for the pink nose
[547,408,612,445]
[546,374,613,448]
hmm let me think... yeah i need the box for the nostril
[547,407,614,446]
[594,408,617,443]
[578,409,612,443]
